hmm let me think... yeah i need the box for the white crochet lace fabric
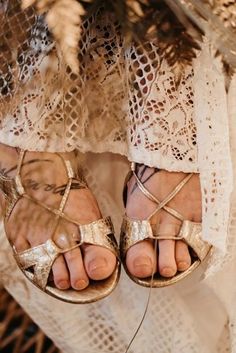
[193,40,233,254]
[126,41,197,171]
[0,2,235,353]
[0,0,198,172]
[0,0,233,249]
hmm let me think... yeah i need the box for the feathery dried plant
[20,0,202,76]
[165,0,236,72]
[22,0,90,72]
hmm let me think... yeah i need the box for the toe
[126,240,156,278]
[13,236,30,252]
[52,255,70,290]
[175,240,191,272]
[158,240,177,277]
[54,221,89,290]
[65,247,89,290]
[83,245,116,281]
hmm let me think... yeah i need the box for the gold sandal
[120,162,212,287]
[0,150,120,303]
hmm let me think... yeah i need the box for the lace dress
[0,1,236,352]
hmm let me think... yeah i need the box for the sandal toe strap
[121,218,211,261]
[14,239,62,290]
[179,220,211,261]
[79,217,119,257]
[152,223,181,239]
[15,217,118,290]
[120,218,153,255]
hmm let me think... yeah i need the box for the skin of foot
[125,165,202,279]
[0,144,116,291]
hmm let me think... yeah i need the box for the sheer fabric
[0,1,235,352]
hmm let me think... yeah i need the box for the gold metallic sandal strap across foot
[131,162,193,222]
[79,217,119,256]
[121,162,212,287]
[1,150,120,300]
[0,176,22,219]
[178,220,211,261]
[121,218,211,262]
[14,239,64,290]
[14,217,118,291]
[1,150,87,224]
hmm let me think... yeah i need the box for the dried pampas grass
[21,0,89,73]
[21,0,201,75]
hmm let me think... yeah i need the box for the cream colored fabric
[193,41,233,254]
[0,1,233,254]
[0,1,197,171]
[0,153,232,353]
[0,1,236,352]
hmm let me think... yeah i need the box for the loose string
[124,237,158,353]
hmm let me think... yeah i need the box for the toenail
[161,267,176,277]
[74,279,88,290]
[88,258,107,273]
[133,256,152,269]
[58,280,69,289]
[178,261,190,270]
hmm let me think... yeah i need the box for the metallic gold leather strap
[1,151,88,226]
[121,217,211,261]
[178,220,211,261]
[58,177,72,214]
[14,238,86,290]
[151,223,181,238]
[79,217,119,257]
[13,150,26,196]
[5,151,86,227]
[14,217,118,290]
[2,151,119,291]
[22,193,82,226]
[0,177,21,219]
[121,219,153,254]
[147,173,193,221]
[14,239,62,290]
[47,156,75,240]
[4,151,49,220]
[121,218,181,252]
[132,163,193,222]
[15,150,26,178]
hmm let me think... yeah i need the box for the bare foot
[0,144,116,290]
[125,165,201,278]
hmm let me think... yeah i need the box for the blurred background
[0,288,60,353]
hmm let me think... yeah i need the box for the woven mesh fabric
[0,1,235,352]
[0,0,197,172]
[0,0,233,257]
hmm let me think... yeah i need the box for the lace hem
[0,1,198,174]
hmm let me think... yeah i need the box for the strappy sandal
[120,162,212,287]
[0,150,120,303]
